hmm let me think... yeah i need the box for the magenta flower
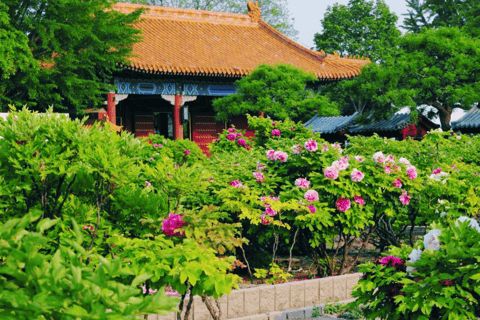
[353,155,364,163]
[165,286,179,296]
[291,145,302,155]
[227,128,236,133]
[379,255,403,267]
[432,168,442,175]
[373,151,386,163]
[253,172,265,182]
[304,140,318,152]
[83,225,94,231]
[230,180,243,188]
[265,207,278,216]
[260,213,271,225]
[295,178,310,189]
[351,169,365,182]
[266,150,276,160]
[272,122,277,126]
[213,139,218,143]
[324,166,339,180]
[184,149,191,155]
[162,213,187,237]
[304,190,319,202]
[354,195,365,206]
[385,155,395,164]
[235,133,243,137]
[393,178,402,188]
[400,190,411,205]
[227,133,236,141]
[273,151,288,162]
[384,165,392,174]
[145,181,151,187]
[392,178,402,188]
[336,197,351,212]
[256,162,266,171]
[321,144,329,151]
[290,127,294,131]
[306,205,316,213]
[407,166,418,180]
[153,144,163,148]
[237,138,247,147]
[271,129,281,137]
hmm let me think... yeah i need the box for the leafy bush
[352,217,480,319]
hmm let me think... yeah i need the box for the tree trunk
[438,109,452,131]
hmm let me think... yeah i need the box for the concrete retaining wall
[150,273,362,320]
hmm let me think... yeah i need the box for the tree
[342,27,480,130]
[402,0,480,36]
[133,0,299,39]
[212,63,338,123]
[314,0,400,62]
[0,0,143,112]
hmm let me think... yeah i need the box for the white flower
[429,172,449,183]
[0,136,3,139]
[438,199,446,205]
[406,248,422,273]
[423,229,441,251]
[456,217,480,233]
[398,157,410,165]
[440,212,447,217]
[44,139,48,142]
[372,151,385,163]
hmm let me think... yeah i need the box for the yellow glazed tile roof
[112,2,370,80]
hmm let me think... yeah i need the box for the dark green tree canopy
[314,0,400,62]
[212,63,338,123]
[0,0,143,112]
[342,27,480,130]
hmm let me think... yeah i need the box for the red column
[107,92,116,124]
[174,94,183,139]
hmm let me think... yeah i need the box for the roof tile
[451,106,480,130]
[112,2,369,79]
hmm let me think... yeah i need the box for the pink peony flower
[406,166,418,180]
[266,150,276,160]
[184,149,191,155]
[153,144,163,148]
[227,128,236,133]
[273,151,288,162]
[306,205,316,213]
[384,165,392,174]
[373,151,386,163]
[253,172,265,182]
[393,178,402,188]
[256,162,266,171]
[379,255,403,267]
[304,190,319,202]
[304,140,318,152]
[272,122,276,126]
[332,159,349,171]
[321,144,329,151]
[354,155,365,163]
[145,181,151,187]
[399,157,410,165]
[290,127,294,131]
[291,145,302,155]
[271,129,281,137]
[332,143,343,153]
[230,180,243,188]
[385,155,395,164]
[260,213,271,225]
[265,207,278,216]
[295,178,310,189]
[235,133,243,137]
[336,197,351,212]
[399,190,411,205]
[227,133,236,141]
[165,286,179,296]
[83,225,94,231]
[237,138,247,147]
[354,195,365,206]
[432,168,442,175]
[324,166,339,180]
[162,213,187,237]
[351,169,365,182]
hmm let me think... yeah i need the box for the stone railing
[150,273,362,320]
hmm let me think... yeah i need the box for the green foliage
[253,263,292,284]
[0,212,179,320]
[352,218,480,319]
[140,134,205,166]
[314,0,401,62]
[0,0,143,111]
[209,128,254,155]
[213,63,338,123]
[312,305,322,317]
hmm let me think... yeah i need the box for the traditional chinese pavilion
[106,1,369,153]
[305,113,440,142]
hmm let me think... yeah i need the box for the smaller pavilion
[451,106,480,135]
[305,113,439,141]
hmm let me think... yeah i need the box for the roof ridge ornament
[247,1,261,23]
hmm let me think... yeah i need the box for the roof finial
[247,1,261,23]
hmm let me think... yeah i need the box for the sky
[286,0,411,49]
